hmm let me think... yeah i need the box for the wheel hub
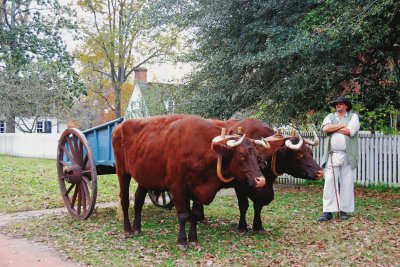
[64,164,83,183]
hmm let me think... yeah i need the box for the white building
[0,117,67,134]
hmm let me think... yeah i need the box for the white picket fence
[0,132,399,186]
[0,133,61,159]
[278,132,400,186]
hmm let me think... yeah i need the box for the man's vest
[320,112,359,170]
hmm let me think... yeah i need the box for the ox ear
[211,142,232,157]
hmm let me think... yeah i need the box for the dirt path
[0,203,116,267]
[0,234,82,267]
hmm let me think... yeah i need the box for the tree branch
[126,49,161,78]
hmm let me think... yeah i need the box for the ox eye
[296,153,304,159]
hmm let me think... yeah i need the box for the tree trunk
[6,115,15,133]
[115,84,121,118]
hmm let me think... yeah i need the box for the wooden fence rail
[278,131,399,186]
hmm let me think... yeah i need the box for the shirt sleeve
[348,113,360,137]
[321,115,332,130]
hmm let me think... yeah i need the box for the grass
[0,155,399,266]
[0,155,120,212]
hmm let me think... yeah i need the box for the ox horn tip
[275,128,283,138]
[220,128,226,138]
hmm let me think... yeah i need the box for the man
[318,96,360,222]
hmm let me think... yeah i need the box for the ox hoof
[177,244,188,251]
[238,227,248,233]
[253,229,265,234]
[124,231,134,238]
[133,229,142,236]
[188,242,201,249]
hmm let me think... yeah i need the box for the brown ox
[195,118,323,232]
[112,114,266,248]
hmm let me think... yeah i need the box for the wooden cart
[56,118,173,219]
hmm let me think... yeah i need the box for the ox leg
[253,191,274,233]
[252,203,264,232]
[188,218,198,247]
[192,201,205,221]
[119,173,133,236]
[188,201,203,247]
[253,189,274,233]
[177,212,190,249]
[172,191,191,249]
[234,187,249,232]
[132,185,148,235]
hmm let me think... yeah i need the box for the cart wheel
[57,128,97,219]
[148,191,174,210]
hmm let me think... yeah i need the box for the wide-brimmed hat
[331,96,352,111]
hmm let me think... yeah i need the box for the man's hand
[336,127,350,136]
[322,123,350,135]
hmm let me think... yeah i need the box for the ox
[112,114,267,248]
[194,119,323,232]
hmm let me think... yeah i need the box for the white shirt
[322,112,360,152]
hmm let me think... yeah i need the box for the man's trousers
[323,152,355,213]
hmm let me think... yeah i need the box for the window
[165,98,175,113]
[0,121,6,133]
[37,120,52,133]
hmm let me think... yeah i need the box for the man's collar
[334,111,348,117]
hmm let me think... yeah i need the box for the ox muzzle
[254,176,266,188]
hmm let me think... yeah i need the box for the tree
[0,0,85,132]
[0,61,79,132]
[76,0,182,118]
[181,0,400,129]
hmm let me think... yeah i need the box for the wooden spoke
[60,160,72,167]
[82,154,89,170]
[81,184,87,213]
[148,190,174,210]
[77,186,82,215]
[81,178,91,205]
[71,185,79,210]
[73,136,80,164]
[162,192,167,206]
[78,140,84,165]
[62,145,75,164]
[66,136,76,162]
[66,183,75,196]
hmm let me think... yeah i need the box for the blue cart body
[82,117,124,175]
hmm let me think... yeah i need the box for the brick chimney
[134,66,148,83]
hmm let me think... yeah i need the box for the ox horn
[285,134,304,150]
[255,139,271,149]
[304,130,320,146]
[227,134,246,147]
[221,128,226,138]
[216,155,234,182]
